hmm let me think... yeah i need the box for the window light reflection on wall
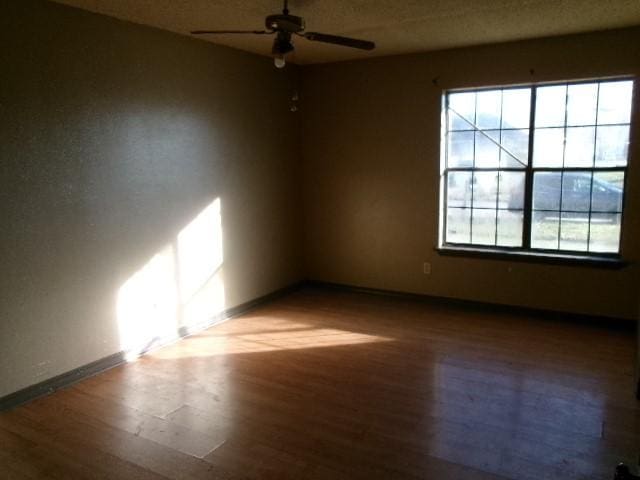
[116,198,225,361]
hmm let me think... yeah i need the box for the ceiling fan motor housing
[265,14,305,33]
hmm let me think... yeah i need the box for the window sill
[436,245,629,268]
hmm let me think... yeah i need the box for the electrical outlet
[423,262,431,275]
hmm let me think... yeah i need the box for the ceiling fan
[190,0,376,68]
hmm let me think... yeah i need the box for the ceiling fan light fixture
[274,54,286,68]
[273,32,294,55]
[272,31,293,68]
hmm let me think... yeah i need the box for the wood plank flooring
[1,287,638,479]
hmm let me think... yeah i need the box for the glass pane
[597,80,633,125]
[500,129,529,167]
[564,127,595,167]
[592,171,624,213]
[566,83,598,126]
[446,208,471,244]
[498,171,525,210]
[595,125,629,167]
[533,128,564,167]
[535,85,567,127]
[475,131,500,168]
[471,209,497,245]
[447,171,472,207]
[472,171,498,209]
[497,210,523,247]
[533,172,562,211]
[448,131,474,167]
[448,92,476,130]
[589,213,621,253]
[531,211,559,250]
[561,172,592,212]
[559,212,589,251]
[502,88,531,129]
[476,90,502,130]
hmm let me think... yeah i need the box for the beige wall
[300,27,640,320]
[0,1,301,397]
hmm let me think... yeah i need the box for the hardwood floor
[1,287,638,479]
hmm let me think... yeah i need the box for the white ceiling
[51,0,640,64]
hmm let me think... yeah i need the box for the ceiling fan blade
[302,32,375,50]
[190,30,273,35]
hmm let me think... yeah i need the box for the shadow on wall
[117,198,226,361]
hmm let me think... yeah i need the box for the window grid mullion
[443,95,450,245]
[495,90,505,246]
[586,82,601,252]
[448,122,629,133]
[522,87,536,249]
[470,93,478,243]
[557,85,570,250]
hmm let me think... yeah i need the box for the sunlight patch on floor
[149,323,393,359]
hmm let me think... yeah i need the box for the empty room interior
[2,0,640,479]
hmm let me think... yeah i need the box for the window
[440,79,633,257]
